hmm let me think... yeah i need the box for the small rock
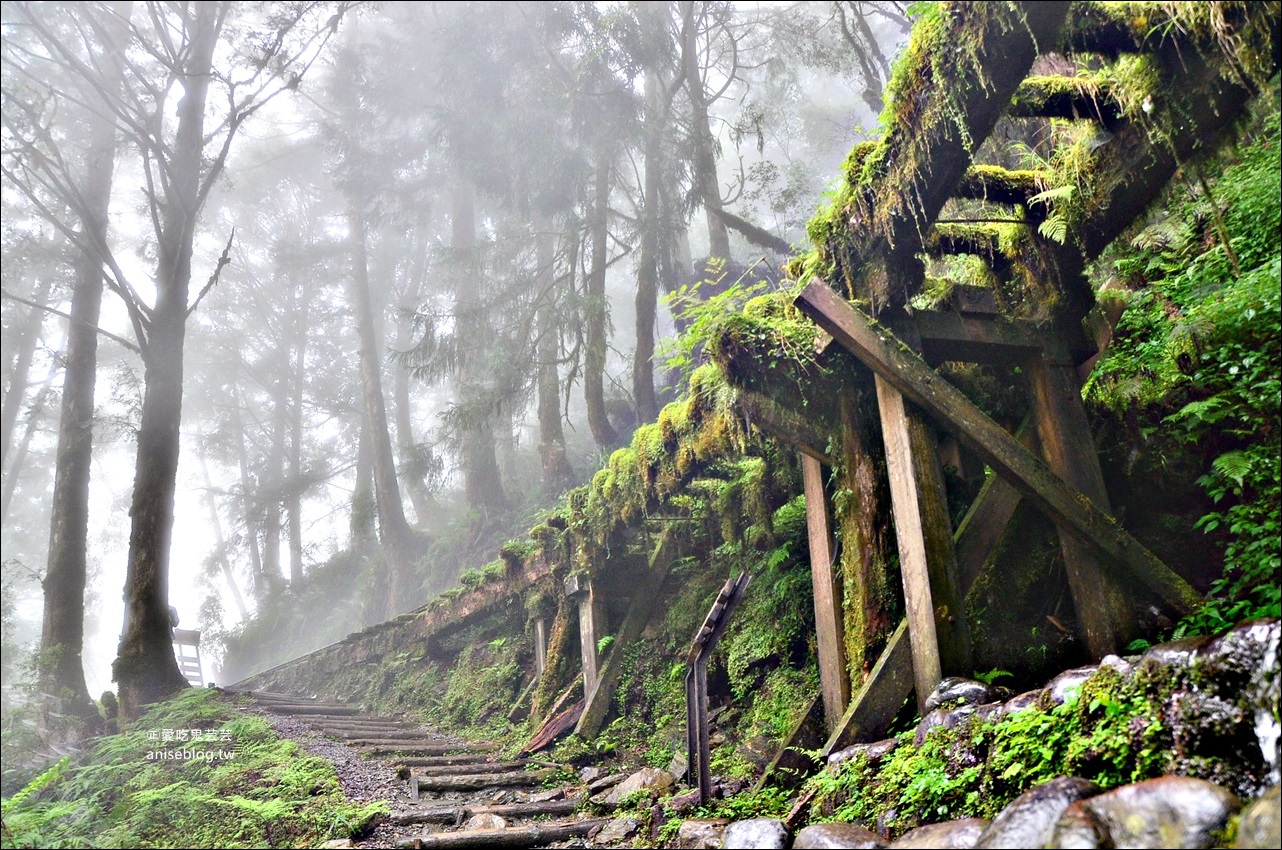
[1143,634,1212,669]
[1050,775,1241,849]
[1046,665,1098,706]
[793,822,885,848]
[588,772,628,793]
[665,788,701,814]
[915,705,979,746]
[593,817,640,845]
[975,776,1101,848]
[579,766,603,783]
[320,841,355,850]
[829,738,900,767]
[598,767,675,806]
[924,677,995,713]
[1003,689,1044,715]
[888,818,989,848]
[677,818,729,849]
[669,751,689,780]
[722,817,789,849]
[462,813,507,830]
[529,787,565,803]
[1235,784,1281,849]
[1099,654,1133,676]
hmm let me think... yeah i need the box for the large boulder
[1050,776,1240,849]
[721,818,789,849]
[793,822,886,848]
[1234,785,1281,850]
[975,776,1101,848]
[677,818,729,849]
[595,767,675,806]
[888,818,989,848]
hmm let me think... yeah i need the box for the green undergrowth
[803,656,1242,838]
[1086,103,1281,638]
[0,689,385,849]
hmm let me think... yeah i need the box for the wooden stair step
[412,768,556,792]
[387,795,585,827]
[394,817,607,848]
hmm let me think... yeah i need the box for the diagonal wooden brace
[795,280,1201,616]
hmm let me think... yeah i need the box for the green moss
[0,690,384,849]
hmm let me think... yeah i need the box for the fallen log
[393,754,495,768]
[396,819,608,849]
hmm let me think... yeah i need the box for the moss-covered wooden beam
[795,279,1202,616]
[952,166,1048,207]
[1008,75,1122,125]
[837,2,1071,308]
[893,311,1043,366]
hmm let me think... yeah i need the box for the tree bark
[114,2,222,719]
[633,68,665,426]
[349,206,416,614]
[2,276,54,469]
[535,228,573,494]
[38,0,131,734]
[287,306,307,585]
[680,1,730,262]
[451,180,507,517]
[1,373,55,524]
[584,150,618,449]
[351,409,377,552]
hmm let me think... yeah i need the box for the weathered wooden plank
[755,692,823,791]
[533,618,547,678]
[904,311,1042,365]
[953,422,1036,590]
[795,281,1201,615]
[387,797,585,827]
[801,455,850,732]
[737,389,837,464]
[397,819,608,849]
[576,529,679,737]
[413,769,554,791]
[822,620,913,756]
[1029,356,1135,656]
[567,577,606,699]
[875,378,940,705]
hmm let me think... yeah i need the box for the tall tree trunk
[451,181,507,518]
[114,2,221,719]
[349,207,416,614]
[263,350,288,584]
[633,69,664,426]
[287,299,307,585]
[584,150,618,449]
[394,216,436,524]
[680,1,730,263]
[231,389,267,600]
[197,452,248,620]
[2,276,54,468]
[39,0,130,732]
[1,373,55,524]
[536,229,573,493]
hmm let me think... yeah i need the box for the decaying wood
[394,754,495,768]
[822,619,913,757]
[576,528,679,737]
[520,698,584,755]
[802,455,849,732]
[795,280,1201,615]
[397,819,607,849]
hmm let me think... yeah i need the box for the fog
[1,1,908,714]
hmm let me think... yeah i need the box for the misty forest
[1,1,1279,848]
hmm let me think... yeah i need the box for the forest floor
[241,693,601,849]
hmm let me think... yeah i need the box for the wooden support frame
[801,454,849,732]
[795,280,1200,615]
[565,574,606,701]
[575,529,679,737]
[533,619,547,678]
[876,377,971,709]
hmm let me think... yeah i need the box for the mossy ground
[0,689,385,849]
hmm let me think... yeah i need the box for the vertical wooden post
[567,576,606,701]
[801,454,850,733]
[876,376,971,710]
[533,618,548,678]
[1028,356,1133,657]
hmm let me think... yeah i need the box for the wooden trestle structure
[742,0,1277,761]
[515,0,1280,775]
